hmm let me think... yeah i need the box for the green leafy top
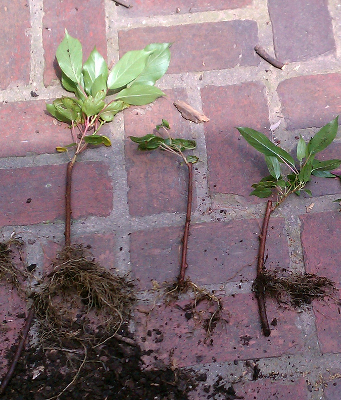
[129,119,199,165]
[237,117,341,206]
[47,30,171,159]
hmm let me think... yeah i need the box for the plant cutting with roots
[237,116,341,336]
[0,31,171,395]
[130,120,223,334]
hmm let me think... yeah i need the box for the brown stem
[65,159,75,247]
[254,45,285,69]
[256,200,273,337]
[0,307,35,395]
[177,162,193,287]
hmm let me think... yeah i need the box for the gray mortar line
[112,6,258,31]
[328,0,341,60]
[28,0,45,87]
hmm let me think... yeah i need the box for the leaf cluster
[237,117,341,204]
[47,30,171,153]
[130,119,199,164]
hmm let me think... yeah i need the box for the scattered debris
[254,45,285,69]
[174,100,210,123]
[113,0,132,8]
[306,202,315,213]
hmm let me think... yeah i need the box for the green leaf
[107,48,152,90]
[81,93,105,117]
[298,159,314,183]
[297,136,308,162]
[115,84,165,105]
[138,137,164,150]
[237,127,296,168]
[265,155,281,179]
[99,101,129,121]
[82,47,108,95]
[312,159,341,172]
[56,30,83,84]
[129,134,159,143]
[303,189,312,196]
[130,43,171,86]
[46,103,70,123]
[165,138,196,151]
[84,135,111,146]
[91,74,107,97]
[56,147,67,152]
[156,119,170,130]
[250,186,273,198]
[308,116,339,155]
[61,73,86,101]
[186,155,199,164]
[312,170,336,178]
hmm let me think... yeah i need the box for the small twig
[0,307,35,395]
[254,45,285,69]
[113,0,132,8]
[255,200,273,336]
[177,162,193,287]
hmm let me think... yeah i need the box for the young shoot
[237,117,341,336]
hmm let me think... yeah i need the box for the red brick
[43,234,116,272]
[323,374,341,400]
[0,0,30,89]
[313,288,341,354]
[118,21,259,74]
[234,378,309,400]
[125,90,193,217]
[135,293,303,368]
[201,83,270,200]
[0,162,112,227]
[130,218,290,290]
[0,100,69,157]
[300,211,341,283]
[0,99,111,157]
[278,74,341,130]
[43,0,107,86]
[117,0,252,17]
[0,285,27,374]
[268,0,335,62]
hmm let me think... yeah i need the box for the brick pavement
[1,0,341,398]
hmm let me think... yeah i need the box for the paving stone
[43,233,116,273]
[0,286,27,373]
[278,74,341,130]
[118,20,259,74]
[0,162,112,227]
[323,374,341,400]
[201,82,270,201]
[117,0,252,17]
[0,99,111,157]
[0,100,70,157]
[124,90,192,217]
[43,0,107,86]
[313,288,341,355]
[0,0,30,89]
[300,211,341,283]
[268,0,335,62]
[130,218,290,290]
[234,377,309,400]
[135,293,303,368]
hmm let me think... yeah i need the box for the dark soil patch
[1,324,198,400]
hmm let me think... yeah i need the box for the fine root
[32,245,135,342]
[0,238,27,290]
[253,269,336,308]
[164,279,225,335]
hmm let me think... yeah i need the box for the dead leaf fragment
[306,203,315,213]
[174,100,210,123]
